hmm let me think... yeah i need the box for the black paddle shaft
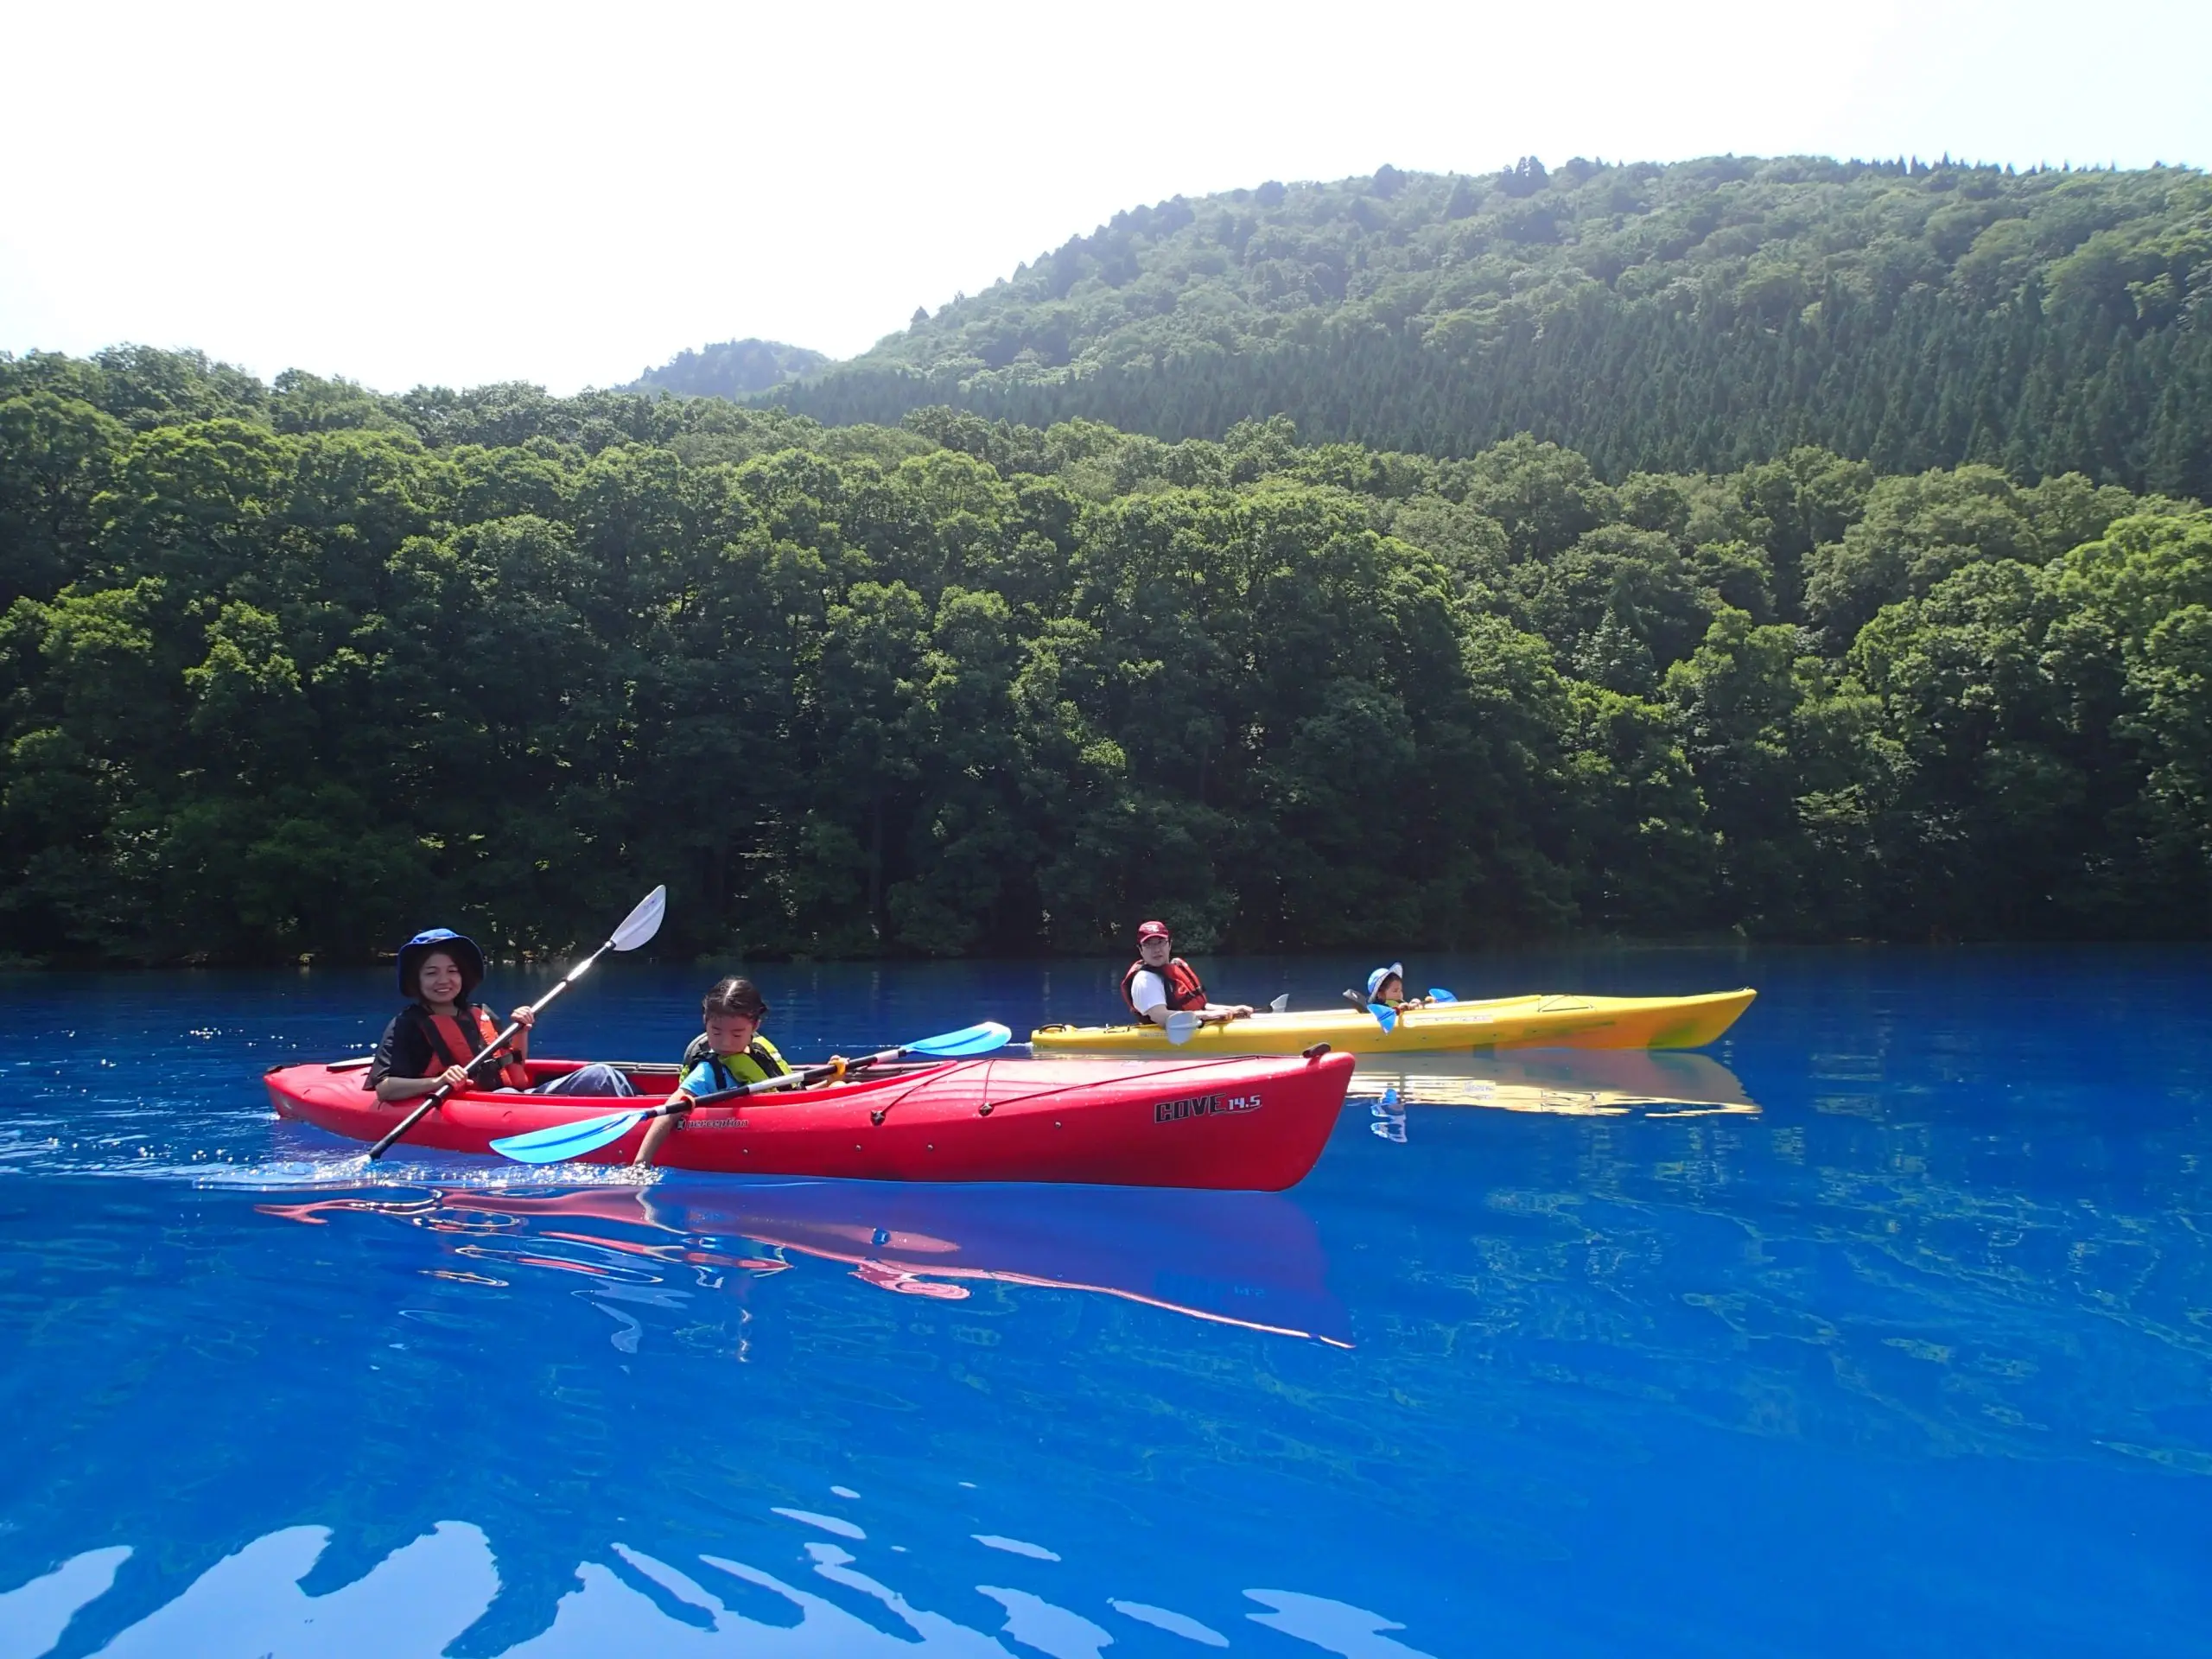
[671,1048,898,1113]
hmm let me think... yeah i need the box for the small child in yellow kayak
[1342,963,1436,1014]
[1369,964,1434,1011]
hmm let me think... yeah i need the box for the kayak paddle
[1161,995,1288,1046]
[366,885,668,1160]
[486,1020,1014,1165]
[1348,988,1452,1013]
[1373,992,1455,1031]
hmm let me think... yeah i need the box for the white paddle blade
[612,885,668,951]
[1269,995,1289,1014]
[1163,1011,1202,1046]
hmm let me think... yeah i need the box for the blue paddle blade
[1368,1002,1397,1033]
[491,1108,649,1164]
[905,1020,1013,1058]
[1427,988,1457,1003]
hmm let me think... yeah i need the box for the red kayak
[264,1052,1354,1191]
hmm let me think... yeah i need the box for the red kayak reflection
[261,1179,1350,1346]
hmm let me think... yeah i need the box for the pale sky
[3,0,2207,395]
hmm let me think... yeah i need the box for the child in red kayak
[366,928,632,1102]
[633,976,793,1167]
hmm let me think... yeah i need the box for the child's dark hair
[702,976,769,1020]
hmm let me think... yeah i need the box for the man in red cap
[1118,920,1254,1030]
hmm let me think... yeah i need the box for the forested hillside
[629,338,830,399]
[2,346,2207,964]
[771,157,2212,498]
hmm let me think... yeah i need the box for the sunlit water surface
[1,946,2208,1657]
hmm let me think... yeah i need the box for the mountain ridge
[628,336,830,399]
[741,155,2212,495]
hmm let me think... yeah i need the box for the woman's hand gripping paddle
[1161,995,1289,1046]
[366,886,668,1160]
[487,1020,1014,1165]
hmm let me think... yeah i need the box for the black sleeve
[364,1009,432,1090]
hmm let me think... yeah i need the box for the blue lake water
[1,945,2208,1657]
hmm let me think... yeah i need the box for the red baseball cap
[1136,920,1171,943]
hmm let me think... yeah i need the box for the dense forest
[1,345,2206,963]
[628,339,829,400]
[760,157,2212,499]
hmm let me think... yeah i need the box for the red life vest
[1120,956,1208,1018]
[420,1003,531,1091]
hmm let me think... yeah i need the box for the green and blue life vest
[677,1033,790,1097]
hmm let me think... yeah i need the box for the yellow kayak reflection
[1352,1047,1759,1116]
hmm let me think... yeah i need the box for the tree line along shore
[1,346,2206,963]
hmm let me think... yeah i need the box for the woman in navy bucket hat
[366,928,633,1102]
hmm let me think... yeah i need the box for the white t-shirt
[1127,968,1169,1014]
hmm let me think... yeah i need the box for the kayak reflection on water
[1351,1048,1759,1123]
[259,1179,1351,1347]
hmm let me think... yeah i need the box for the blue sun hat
[1364,963,1405,1001]
[397,928,486,999]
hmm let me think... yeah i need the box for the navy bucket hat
[397,928,486,1000]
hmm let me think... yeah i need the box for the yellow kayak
[1030,988,1756,1058]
